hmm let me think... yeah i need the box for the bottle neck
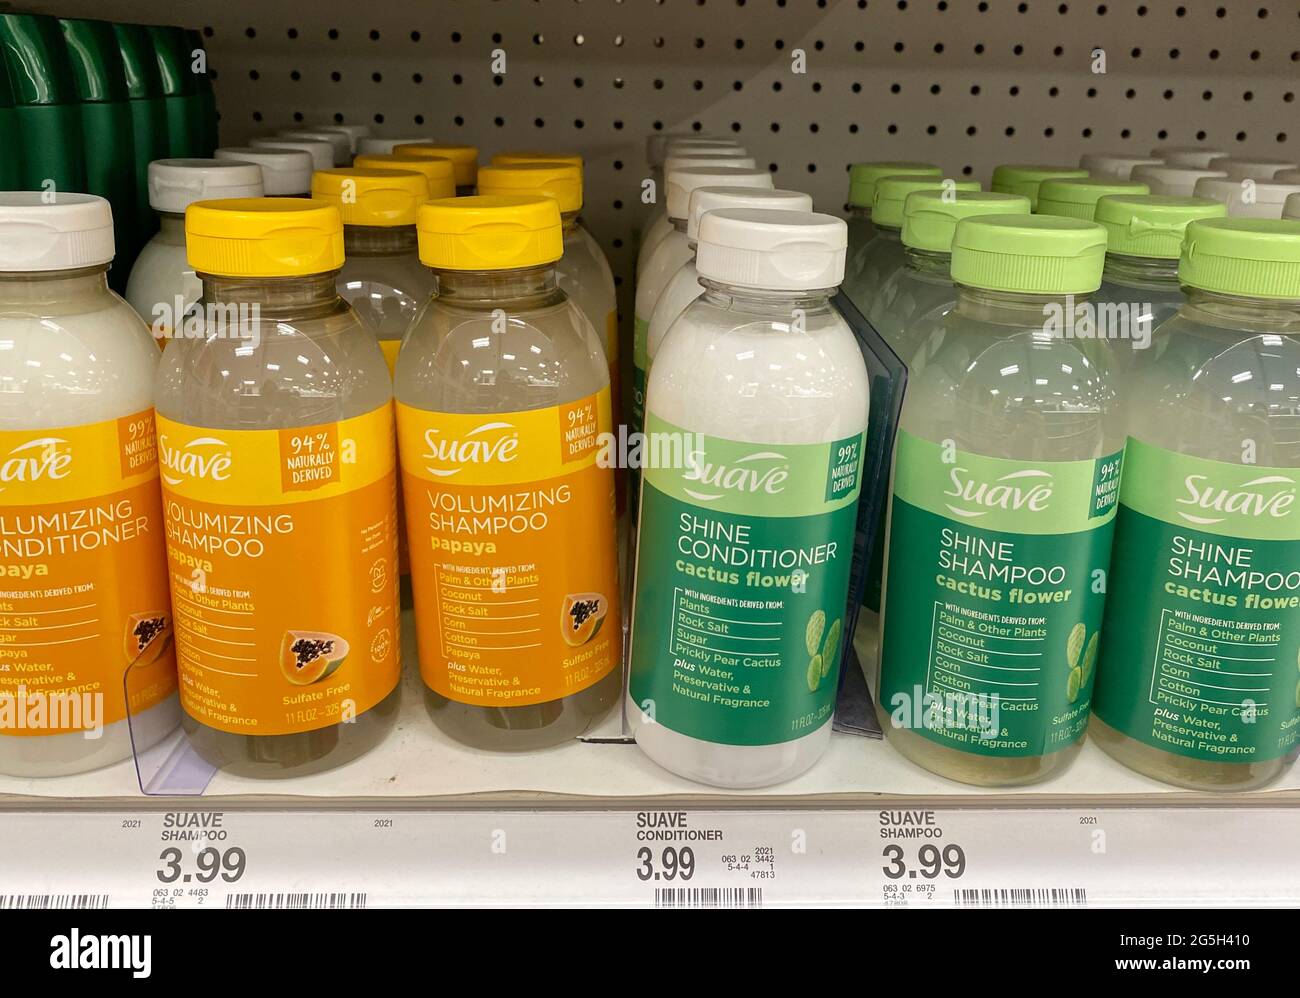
[848,206,872,220]
[1102,252,1179,290]
[670,216,687,233]
[698,278,836,315]
[431,264,562,308]
[343,224,418,256]
[0,264,112,307]
[902,247,952,277]
[874,224,901,242]
[199,271,344,317]
[1182,286,1300,331]
[157,212,187,240]
[956,285,1092,325]
[561,211,579,236]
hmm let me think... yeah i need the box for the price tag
[0,806,1296,907]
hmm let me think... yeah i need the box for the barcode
[654,887,763,909]
[225,892,368,909]
[0,894,109,909]
[954,887,1087,908]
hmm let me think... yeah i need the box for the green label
[629,414,866,746]
[878,432,1122,757]
[1092,439,1300,764]
[632,316,650,436]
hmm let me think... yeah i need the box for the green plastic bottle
[185,29,217,155]
[1090,218,1300,791]
[114,23,170,246]
[0,49,23,187]
[147,25,201,158]
[0,13,87,192]
[59,18,138,290]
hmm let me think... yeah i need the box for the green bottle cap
[1036,177,1151,220]
[872,176,980,229]
[951,215,1108,294]
[846,161,940,209]
[59,19,129,104]
[989,164,1090,208]
[0,13,79,106]
[113,23,164,100]
[1094,195,1226,260]
[902,191,1032,252]
[147,25,195,97]
[1179,218,1300,299]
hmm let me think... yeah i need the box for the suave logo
[158,435,233,486]
[943,466,1054,519]
[1176,473,1296,525]
[0,437,72,486]
[422,422,519,477]
[681,450,789,502]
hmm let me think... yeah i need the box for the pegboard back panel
[31,0,1300,308]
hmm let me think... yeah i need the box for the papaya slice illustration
[124,612,172,666]
[561,593,608,647]
[279,630,350,685]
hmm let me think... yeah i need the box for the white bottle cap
[696,208,847,291]
[1206,156,1298,181]
[1283,193,1300,221]
[665,166,771,220]
[0,192,115,271]
[277,129,350,164]
[1194,177,1300,218]
[311,122,370,153]
[665,140,745,158]
[214,146,314,195]
[1151,146,1227,169]
[250,137,334,172]
[647,132,730,166]
[1130,164,1228,197]
[663,153,755,178]
[687,186,813,240]
[1275,169,1300,184]
[356,135,435,156]
[147,158,265,213]
[1078,152,1164,180]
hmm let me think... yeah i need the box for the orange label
[157,405,400,736]
[397,389,621,707]
[0,409,176,736]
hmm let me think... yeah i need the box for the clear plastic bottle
[126,158,264,338]
[875,215,1121,787]
[844,162,941,264]
[633,165,772,440]
[352,152,456,202]
[646,186,814,369]
[989,164,1089,209]
[1036,178,1150,220]
[0,193,178,776]
[213,146,313,196]
[1090,217,1300,791]
[1091,194,1225,372]
[844,175,978,321]
[156,199,400,777]
[637,149,752,278]
[868,190,1030,366]
[395,195,622,749]
[392,143,479,196]
[310,166,435,372]
[628,208,869,788]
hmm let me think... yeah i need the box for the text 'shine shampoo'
[628,209,869,788]
[1091,218,1300,791]
[126,158,265,340]
[875,215,1122,787]
[156,199,400,777]
[395,196,622,750]
[0,193,178,776]
[310,166,434,372]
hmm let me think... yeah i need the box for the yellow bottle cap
[353,153,456,199]
[491,150,584,171]
[417,195,562,270]
[476,162,583,213]
[392,143,479,187]
[186,198,344,277]
[311,168,429,227]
